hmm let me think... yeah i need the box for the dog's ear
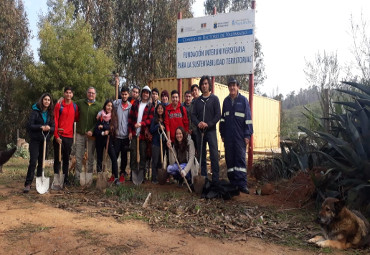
[334,199,345,213]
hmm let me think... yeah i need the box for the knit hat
[141,85,151,97]
[161,90,169,98]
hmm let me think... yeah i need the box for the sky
[24,0,370,97]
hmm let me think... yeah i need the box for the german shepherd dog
[308,197,370,249]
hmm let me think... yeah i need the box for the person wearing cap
[151,87,161,108]
[161,90,169,106]
[191,75,221,182]
[165,89,189,146]
[128,85,154,181]
[220,77,253,194]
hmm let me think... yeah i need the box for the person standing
[220,77,253,194]
[150,103,166,184]
[75,87,102,184]
[191,75,221,182]
[128,86,140,105]
[94,100,119,184]
[113,86,132,182]
[151,87,161,108]
[182,90,192,122]
[24,93,55,193]
[161,90,170,106]
[128,86,154,181]
[52,87,78,189]
[165,90,189,146]
[190,84,200,149]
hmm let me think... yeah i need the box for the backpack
[59,102,77,116]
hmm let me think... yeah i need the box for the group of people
[23,75,253,195]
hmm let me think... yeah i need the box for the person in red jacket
[165,90,189,147]
[52,87,78,189]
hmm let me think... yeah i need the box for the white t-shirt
[137,102,148,135]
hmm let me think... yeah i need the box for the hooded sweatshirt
[164,102,189,142]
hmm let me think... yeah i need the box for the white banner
[176,10,255,78]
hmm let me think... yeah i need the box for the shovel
[160,126,192,193]
[51,141,64,190]
[36,131,50,194]
[80,138,92,186]
[96,135,109,190]
[157,131,168,185]
[132,131,144,185]
[193,130,206,194]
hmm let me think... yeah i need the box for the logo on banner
[201,23,207,28]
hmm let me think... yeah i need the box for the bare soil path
[0,159,352,255]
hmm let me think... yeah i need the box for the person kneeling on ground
[167,126,197,186]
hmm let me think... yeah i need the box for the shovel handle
[160,125,192,193]
[73,122,76,144]
[136,135,140,164]
[59,142,62,162]
[102,135,110,172]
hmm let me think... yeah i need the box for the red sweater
[164,102,189,142]
[54,100,78,139]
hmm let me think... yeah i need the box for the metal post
[248,0,256,173]
[211,7,217,94]
[177,12,183,103]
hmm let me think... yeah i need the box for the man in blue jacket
[191,75,221,182]
[220,77,253,194]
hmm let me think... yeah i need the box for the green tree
[204,0,266,91]
[26,0,114,102]
[68,0,194,87]
[0,0,31,146]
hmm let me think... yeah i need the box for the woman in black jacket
[94,99,118,184]
[24,93,55,193]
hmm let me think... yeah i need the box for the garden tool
[157,127,168,185]
[160,126,192,193]
[51,141,64,190]
[80,137,92,186]
[97,135,110,190]
[132,129,144,185]
[193,130,206,194]
[36,131,50,194]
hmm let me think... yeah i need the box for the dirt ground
[0,158,357,255]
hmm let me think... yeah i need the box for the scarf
[100,110,111,122]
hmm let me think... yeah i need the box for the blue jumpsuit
[220,93,253,190]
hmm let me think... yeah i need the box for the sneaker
[114,178,120,186]
[108,175,115,183]
[240,187,250,194]
[151,180,158,185]
[119,174,125,183]
[64,179,71,187]
[23,185,31,193]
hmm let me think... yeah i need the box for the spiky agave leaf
[342,81,370,96]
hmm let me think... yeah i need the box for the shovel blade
[132,169,144,186]
[96,172,109,190]
[80,172,92,187]
[193,175,205,194]
[157,168,168,185]
[36,176,50,194]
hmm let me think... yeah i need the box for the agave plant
[298,81,370,215]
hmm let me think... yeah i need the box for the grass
[5,223,52,242]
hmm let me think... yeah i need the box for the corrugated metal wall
[149,78,280,154]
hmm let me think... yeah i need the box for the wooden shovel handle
[59,143,62,162]
[160,125,192,193]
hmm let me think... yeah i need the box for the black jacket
[191,94,221,132]
[27,104,55,142]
